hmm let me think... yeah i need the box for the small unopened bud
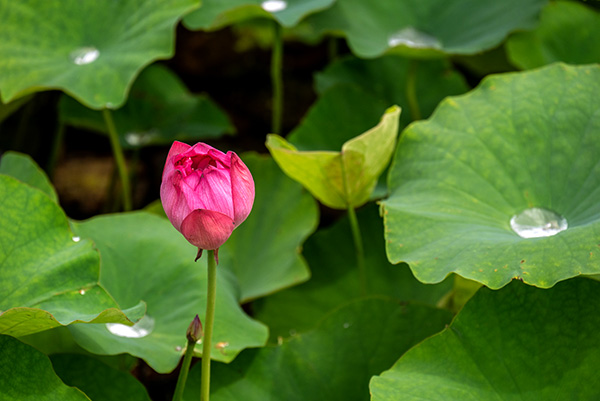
[186,314,203,343]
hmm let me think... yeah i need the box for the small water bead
[125,131,157,147]
[72,236,81,242]
[106,315,155,338]
[79,289,86,295]
[70,47,100,65]
[510,207,568,239]
[387,27,442,49]
[261,0,287,12]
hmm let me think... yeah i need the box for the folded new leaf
[266,106,400,209]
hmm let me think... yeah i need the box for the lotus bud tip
[186,314,203,343]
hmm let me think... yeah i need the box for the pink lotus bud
[160,141,255,255]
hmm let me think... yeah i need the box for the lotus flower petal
[160,141,255,256]
[180,209,235,250]
[229,152,255,227]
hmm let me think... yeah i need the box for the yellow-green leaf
[267,106,400,209]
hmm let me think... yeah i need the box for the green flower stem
[271,21,284,134]
[171,336,196,401]
[102,109,132,211]
[339,158,367,295]
[347,205,367,296]
[201,250,217,401]
[47,120,65,179]
[406,59,422,121]
[130,146,141,199]
[103,167,119,213]
[328,37,339,61]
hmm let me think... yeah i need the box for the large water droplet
[70,47,100,65]
[510,208,568,238]
[106,315,155,338]
[388,27,441,49]
[261,0,287,12]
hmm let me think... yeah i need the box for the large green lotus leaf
[0,175,143,337]
[0,151,58,202]
[218,153,318,302]
[506,1,600,70]
[0,293,145,338]
[382,63,600,289]
[0,0,199,109]
[267,106,400,209]
[310,55,469,131]
[70,212,268,373]
[304,0,546,58]
[183,0,334,30]
[51,354,151,401]
[253,204,452,340]
[0,335,90,401]
[59,64,234,149]
[183,298,451,401]
[371,278,600,400]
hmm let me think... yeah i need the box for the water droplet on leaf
[510,207,567,238]
[261,0,287,12]
[70,47,100,65]
[388,27,441,49]
[106,315,155,338]
[125,131,157,147]
[72,236,81,242]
